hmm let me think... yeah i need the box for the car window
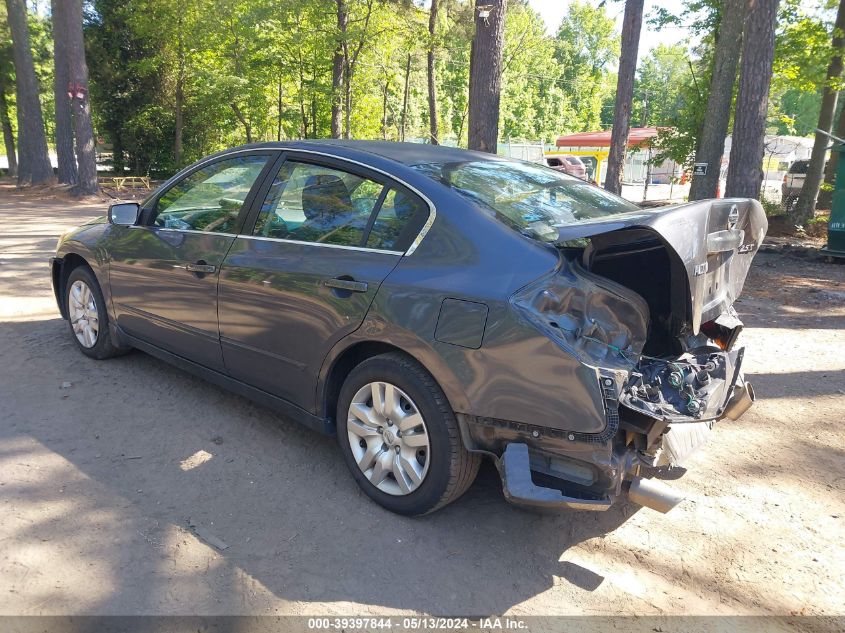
[414,159,639,243]
[366,188,428,251]
[153,155,270,233]
[253,161,385,247]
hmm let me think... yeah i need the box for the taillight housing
[701,318,741,351]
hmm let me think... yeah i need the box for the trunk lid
[557,198,768,334]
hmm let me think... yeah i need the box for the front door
[217,154,429,411]
[108,152,277,370]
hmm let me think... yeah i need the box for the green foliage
[500,0,569,141]
[648,0,721,38]
[79,0,625,169]
[761,196,785,217]
[0,0,835,180]
[643,0,838,168]
[771,0,838,135]
[644,41,713,168]
[0,5,52,142]
[553,0,619,132]
[0,4,16,132]
[632,43,689,127]
[86,0,169,173]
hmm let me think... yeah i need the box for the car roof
[238,139,507,167]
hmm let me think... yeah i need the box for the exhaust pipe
[723,381,756,421]
[628,477,685,513]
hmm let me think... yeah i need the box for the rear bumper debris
[495,443,612,511]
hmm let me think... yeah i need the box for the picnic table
[100,175,151,191]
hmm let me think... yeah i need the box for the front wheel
[337,353,480,515]
[65,265,127,360]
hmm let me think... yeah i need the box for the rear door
[217,153,429,411]
[108,151,278,370]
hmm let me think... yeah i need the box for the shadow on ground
[0,316,635,615]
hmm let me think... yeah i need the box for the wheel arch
[53,250,124,351]
[317,338,471,431]
[53,252,93,319]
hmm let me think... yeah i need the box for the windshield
[413,159,639,243]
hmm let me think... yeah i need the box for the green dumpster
[822,143,845,258]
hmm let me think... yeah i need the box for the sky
[526,0,691,59]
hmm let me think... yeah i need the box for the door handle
[324,277,368,293]
[185,262,217,274]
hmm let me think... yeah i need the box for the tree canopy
[0,0,838,183]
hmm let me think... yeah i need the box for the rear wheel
[784,194,798,215]
[65,265,126,360]
[337,353,480,515]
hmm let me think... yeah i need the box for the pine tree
[52,0,78,185]
[725,0,780,199]
[605,0,644,195]
[4,0,53,185]
[64,0,99,194]
[427,0,440,145]
[790,0,845,224]
[688,0,746,201]
[468,0,506,153]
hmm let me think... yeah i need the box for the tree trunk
[819,97,845,205]
[230,102,252,143]
[427,0,440,145]
[344,63,352,139]
[342,0,375,141]
[51,0,77,185]
[331,0,347,139]
[174,22,184,168]
[277,66,284,141]
[5,0,53,186]
[688,0,746,201]
[790,0,845,223]
[725,0,780,199]
[382,80,389,140]
[604,0,644,195]
[0,69,17,178]
[112,131,124,175]
[64,0,99,195]
[400,53,411,142]
[297,51,308,138]
[174,79,183,166]
[467,0,505,153]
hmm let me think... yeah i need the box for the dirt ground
[0,183,843,623]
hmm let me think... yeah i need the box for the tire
[784,194,798,215]
[64,265,127,360]
[336,352,480,515]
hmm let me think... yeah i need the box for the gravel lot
[0,184,843,625]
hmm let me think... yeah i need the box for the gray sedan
[51,140,766,515]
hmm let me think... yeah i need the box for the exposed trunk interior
[584,228,690,358]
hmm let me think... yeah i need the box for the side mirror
[108,202,140,226]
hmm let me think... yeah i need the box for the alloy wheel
[68,280,99,348]
[346,381,430,496]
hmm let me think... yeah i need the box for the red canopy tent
[555,127,663,148]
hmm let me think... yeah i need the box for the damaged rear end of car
[500,198,767,512]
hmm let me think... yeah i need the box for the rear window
[789,160,809,174]
[413,159,639,243]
